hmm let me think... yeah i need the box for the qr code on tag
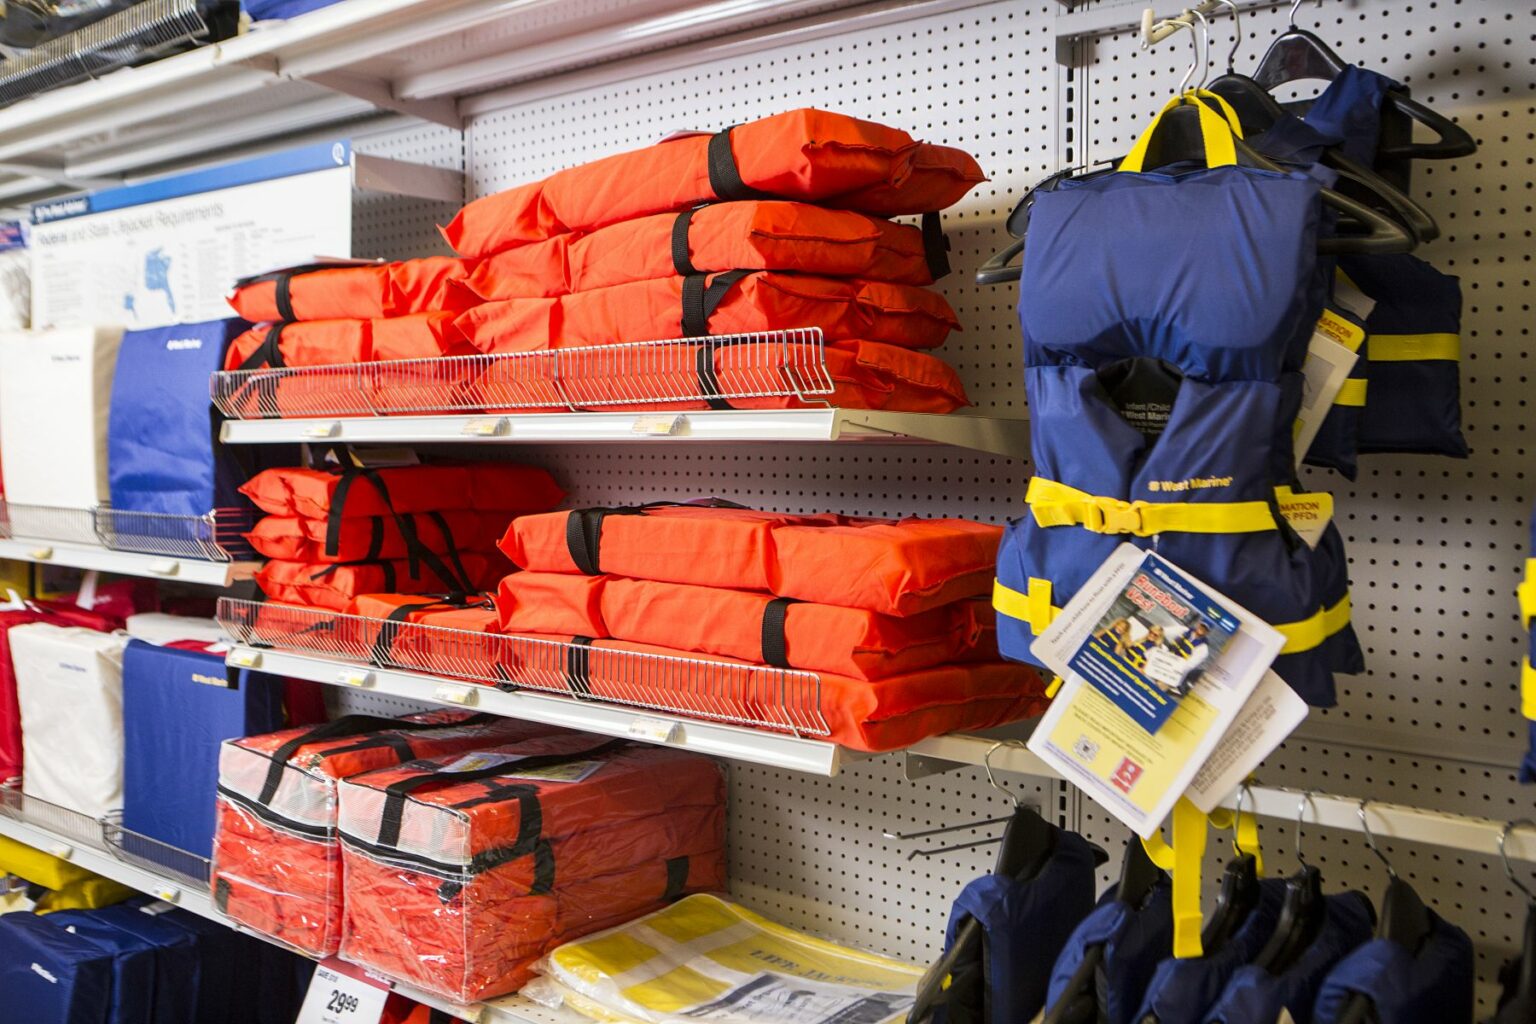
[1072,735,1099,762]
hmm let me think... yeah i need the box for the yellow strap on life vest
[1142,798,1212,959]
[1518,559,1536,628]
[1334,379,1368,407]
[1208,804,1265,880]
[1026,477,1277,537]
[993,577,1061,636]
[1523,659,1536,721]
[1370,333,1460,362]
[1121,90,1241,173]
[1272,593,1352,655]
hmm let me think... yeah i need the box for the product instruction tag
[1293,318,1361,468]
[1275,488,1333,549]
[1028,544,1285,837]
[1184,669,1308,813]
[437,752,604,783]
[295,960,389,1024]
[678,971,914,1024]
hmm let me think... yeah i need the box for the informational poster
[29,140,353,329]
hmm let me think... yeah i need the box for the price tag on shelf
[296,960,390,1024]
[337,669,373,688]
[632,414,686,435]
[228,649,263,669]
[461,417,509,437]
[151,885,180,903]
[146,559,180,576]
[29,547,53,561]
[629,717,681,744]
[46,843,72,860]
[302,421,341,439]
[434,684,475,706]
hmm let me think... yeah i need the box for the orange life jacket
[255,554,506,611]
[228,257,478,322]
[497,633,1047,752]
[336,739,725,1002]
[470,338,969,415]
[455,271,959,353]
[342,592,501,670]
[240,463,564,520]
[493,572,995,680]
[499,505,1001,616]
[245,510,510,564]
[442,109,983,258]
[463,201,938,301]
[224,313,472,371]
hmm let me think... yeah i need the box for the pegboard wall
[334,0,1536,1011]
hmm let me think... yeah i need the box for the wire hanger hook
[1171,14,1206,95]
[1500,819,1536,903]
[1295,789,1317,868]
[1288,0,1321,30]
[1212,0,1242,73]
[983,740,1025,807]
[1356,799,1396,880]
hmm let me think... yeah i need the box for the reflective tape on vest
[1026,477,1278,537]
[1333,378,1368,407]
[1370,332,1461,362]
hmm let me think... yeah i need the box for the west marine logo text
[165,338,203,351]
[1147,476,1234,493]
[190,672,226,686]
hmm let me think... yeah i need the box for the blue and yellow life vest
[1520,506,1536,783]
[1311,909,1474,1023]
[1044,878,1175,1024]
[996,95,1347,705]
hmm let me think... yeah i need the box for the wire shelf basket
[211,328,836,419]
[216,597,831,739]
[0,500,255,562]
[0,783,111,853]
[102,812,211,889]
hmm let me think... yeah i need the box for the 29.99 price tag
[296,960,390,1024]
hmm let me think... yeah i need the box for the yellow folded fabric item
[531,894,922,1024]
[0,834,98,891]
[33,875,136,913]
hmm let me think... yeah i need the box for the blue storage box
[121,640,286,859]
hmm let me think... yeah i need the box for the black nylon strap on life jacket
[920,211,952,281]
[760,597,799,669]
[274,273,296,321]
[257,714,439,805]
[696,344,731,411]
[567,636,594,696]
[680,269,751,338]
[368,599,452,666]
[309,558,397,594]
[564,506,639,576]
[236,322,291,372]
[707,126,775,202]
[435,835,557,904]
[664,856,691,901]
[375,739,627,848]
[671,207,700,277]
[323,468,475,596]
[213,877,231,914]
[424,510,475,599]
[364,516,385,561]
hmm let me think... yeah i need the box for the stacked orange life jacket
[241,462,564,611]
[491,503,1050,751]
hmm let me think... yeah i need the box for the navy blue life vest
[1311,909,1474,1024]
[1044,878,1174,1024]
[1133,878,1287,1024]
[1520,505,1536,783]
[1303,66,1397,168]
[997,141,1350,704]
[45,910,161,1024]
[78,902,202,1024]
[1202,890,1375,1024]
[0,910,115,1024]
[937,828,1100,1023]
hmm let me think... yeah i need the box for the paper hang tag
[1331,272,1377,322]
[1313,307,1367,353]
[1293,317,1362,469]
[1275,488,1333,550]
[295,960,390,1024]
[1184,669,1308,814]
[437,751,604,783]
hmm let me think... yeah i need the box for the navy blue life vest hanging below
[1202,890,1375,1024]
[1043,877,1175,1024]
[1520,503,1536,783]
[107,318,249,518]
[1305,67,1468,460]
[1132,878,1287,1024]
[935,827,1100,1024]
[43,910,162,1024]
[0,910,116,1024]
[1311,909,1475,1024]
[995,94,1345,705]
[77,901,203,1024]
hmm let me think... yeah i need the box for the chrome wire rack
[216,597,831,739]
[0,500,255,561]
[210,328,836,419]
[0,784,108,852]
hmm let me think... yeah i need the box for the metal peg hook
[1500,819,1536,902]
[1356,799,1396,880]
[1295,789,1317,868]
[1212,0,1242,73]
[983,740,1025,806]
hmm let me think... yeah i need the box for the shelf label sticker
[434,684,475,706]
[147,560,180,576]
[296,960,390,1024]
[461,417,509,437]
[632,414,686,435]
[228,649,263,669]
[337,669,373,688]
[302,422,341,439]
[151,885,180,903]
[629,717,681,744]
[29,547,53,561]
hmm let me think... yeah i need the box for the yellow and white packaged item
[525,894,922,1024]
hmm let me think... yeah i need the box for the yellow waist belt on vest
[1520,559,1536,720]
[1026,477,1278,537]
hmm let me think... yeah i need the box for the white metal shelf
[0,538,258,586]
[226,645,852,776]
[0,799,578,1023]
[218,409,1030,457]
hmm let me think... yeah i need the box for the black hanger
[1253,864,1326,974]
[1043,837,1168,1024]
[1489,821,1536,1024]
[1200,853,1262,953]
